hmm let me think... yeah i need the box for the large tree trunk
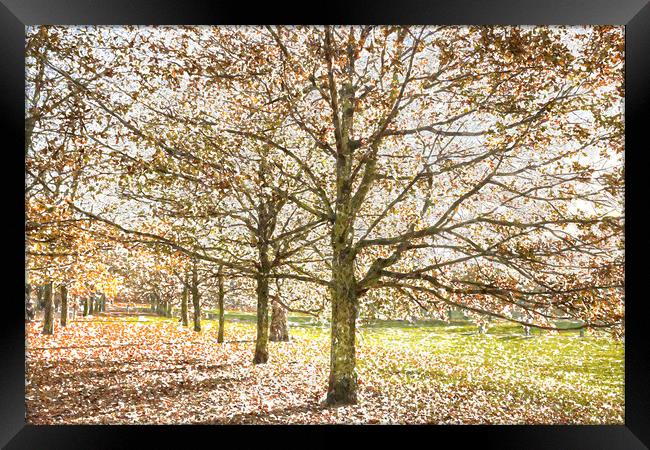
[325,57,363,405]
[217,267,225,343]
[180,284,189,326]
[191,262,201,332]
[60,285,68,327]
[88,296,95,315]
[269,296,289,342]
[326,255,358,405]
[42,282,54,335]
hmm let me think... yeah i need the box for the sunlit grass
[197,309,623,423]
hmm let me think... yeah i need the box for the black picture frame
[2,1,648,448]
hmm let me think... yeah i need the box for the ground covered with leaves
[26,304,623,424]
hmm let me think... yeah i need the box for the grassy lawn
[198,309,623,423]
[25,307,623,424]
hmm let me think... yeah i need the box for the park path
[94,302,151,318]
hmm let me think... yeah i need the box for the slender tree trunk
[269,296,289,342]
[54,290,60,313]
[60,285,68,326]
[89,296,95,315]
[25,283,35,322]
[37,285,45,311]
[253,271,269,363]
[42,282,54,335]
[83,298,88,316]
[180,284,189,326]
[217,267,225,343]
[191,262,201,332]
[253,149,274,364]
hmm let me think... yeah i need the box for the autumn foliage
[25,25,624,420]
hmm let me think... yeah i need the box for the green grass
[142,308,623,423]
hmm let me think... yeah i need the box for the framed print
[2,0,649,448]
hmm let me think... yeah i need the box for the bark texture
[253,152,272,364]
[180,284,189,327]
[253,272,269,363]
[60,285,68,326]
[191,262,201,332]
[326,256,358,405]
[217,268,225,343]
[42,282,54,335]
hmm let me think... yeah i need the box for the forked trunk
[42,282,54,335]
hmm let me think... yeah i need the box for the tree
[26,25,624,406]
[42,282,54,335]
[269,295,289,342]
[216,265,226,343]
[60,284,68,326]
[191,259,201,332]
[180,277,189,327]
[207,26,624,403]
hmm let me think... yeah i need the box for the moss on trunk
[326,256,358,405]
